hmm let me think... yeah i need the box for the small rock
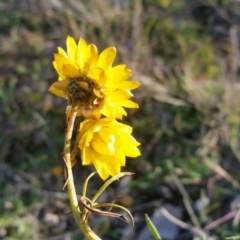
[231,195,240,210]
[44,212,59,226]
[0,228,7,237]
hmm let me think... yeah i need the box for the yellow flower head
[48,36,140,119]
[78,118,141,180]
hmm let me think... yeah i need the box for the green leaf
[145,214,162,240]
[82,172,96,197]
[91,172,134,203]
[225,236,240,240]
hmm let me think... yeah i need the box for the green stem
[64,106,101,240]
[82,172,97,197]
[91,172,134,203]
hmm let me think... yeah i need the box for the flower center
[67,77,103,109]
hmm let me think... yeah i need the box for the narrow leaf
[145,214,162,240]
[92,172,134,203]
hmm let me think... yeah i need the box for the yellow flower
[78,118,141,180]
[48,36,140,119]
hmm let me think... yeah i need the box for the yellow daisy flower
[48,36,140,119]
[78,118,141,180]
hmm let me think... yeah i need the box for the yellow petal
[104,161,120,177]
[53,63,67,80]
[98,105,114,119]
[91,154,110,180]
[48,86,67,99]
[48,80,70,99]
[88,44,98,70]
[96,118,113,125]
[98,47,116,71]
[120,133,141,157]
[87,67,107,86]
[54,54,73,76]
[101,104,127,119]
[66,36,77,61]
[98,127,115,144]
[96,153,121,176]
[77,38,87,53]
[52,61,63,78]
[79,129,94,149]
[108,64,127,71]
[119,99,139,108]
[62,64,80,78]
[82,107,102,119]
[116,81,141,90]
[106,89,133,101]
[91,133,114,155]
[123,136,141,148]
[81,147,93,165]
[115,149,126,166]
[82,44,98,72]
[79,119,95,133]
[79,119,98,148]
[58,75,65,81]
[76,38,87,68]
[111,121,132,134]
[107,66,132,85]
[124,146,141,157]
[57,47,68,58]
[50,79,70,90]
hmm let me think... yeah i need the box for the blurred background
[1,0,240,239]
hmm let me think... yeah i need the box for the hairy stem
[64,106,101,240]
